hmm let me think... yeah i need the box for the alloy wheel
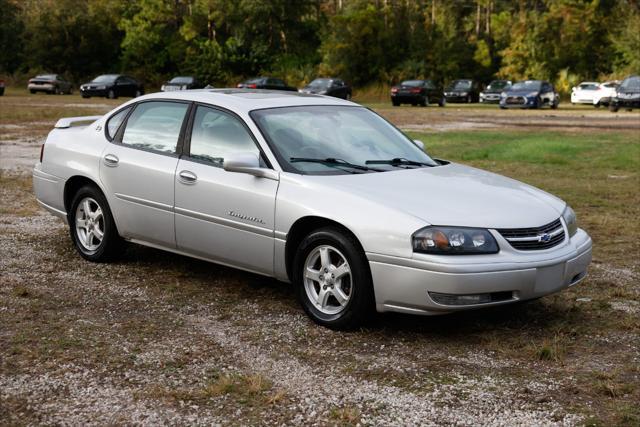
[75,197,104,252]
[303,245,352,315]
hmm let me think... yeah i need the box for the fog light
[429,291,513,306]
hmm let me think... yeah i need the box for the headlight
[413,226,499,255]
[562,206,578,237]
[500,92,507,98]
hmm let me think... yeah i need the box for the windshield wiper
[290,157,382,172]
[365,158,434,168]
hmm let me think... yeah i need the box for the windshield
[487,80,510,90]
[92,75,118,83]
[620,76,640,91]
[169,76,193,84]
[308,79,332,88]
[251,106,438,175]
[511,81,542,91]
[450,80,472,90]
[400,80,424,87]
[36,74,56,80]
[578,83,599,90]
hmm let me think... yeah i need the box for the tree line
[1,0,638,92]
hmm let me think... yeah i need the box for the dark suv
[390,79,445,107]
[609,75,640,112]
[444,79,482,103]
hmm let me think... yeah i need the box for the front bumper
[613,97,640,108]
[391,93,423,103]
[368,228,592,315]
[480,93,500,103]
[28,83,55,92]
[444,93,470,102]
[500,96,538,108]
[80,88,108,97]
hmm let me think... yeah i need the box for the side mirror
[223,152,279,180]
[413,139,425,150]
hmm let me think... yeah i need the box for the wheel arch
[63,175,106,214]
[284,216,367,283]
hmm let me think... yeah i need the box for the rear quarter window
[106,107,131,140]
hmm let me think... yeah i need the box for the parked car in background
[161,76,205,92]
[237,77,297,92]
[33,90,592,330]
[570,82,600,105]
[299,78,352,100]
[609,75,640,112]
[80,75,144,99]
[591,81,619,107]
[390,79,445,107]
[500,80,559,109]
[444,79,482,103]
[479,80,511,104]
[0,79,5,96]
[28,74,73,94]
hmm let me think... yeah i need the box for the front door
[174,105,279,275]
[100,100,191,247]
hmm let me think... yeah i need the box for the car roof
[137,89,355,114]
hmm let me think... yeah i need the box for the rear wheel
[293,227,374,330]
[392,101,400,107]
[68,185,123,262]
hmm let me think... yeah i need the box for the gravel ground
[1,95,638,425]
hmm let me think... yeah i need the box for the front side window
[121,102,189,154]
[188,106,260,166]
[106,107,131,140]
[251,106,438,175]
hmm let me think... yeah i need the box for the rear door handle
[103,154,119,167]
[178,170,197,184]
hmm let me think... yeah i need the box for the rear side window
[121,101,189,154]
[106,107,131,140]
[188,106,260,166]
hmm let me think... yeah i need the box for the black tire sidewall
[293,227,374,330]
[68,185,121,262]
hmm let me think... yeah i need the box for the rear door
[174,104,278,274]
[100,100,191,247]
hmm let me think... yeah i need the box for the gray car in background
[33,90,592,329]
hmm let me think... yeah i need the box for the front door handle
[103,154,119,167]
[178,170,197,184]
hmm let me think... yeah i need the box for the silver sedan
[33,90,592,329]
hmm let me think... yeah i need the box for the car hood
[505,89,541,96]
[309,163,565,229]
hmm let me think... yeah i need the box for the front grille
[506,96,525,105]
[497,218,565,250]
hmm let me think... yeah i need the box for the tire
[420,96,428,107]
[439,97,446,107]
[68,185,123,262]
[467,95,472,103]
[134,90,142,97]
[551,100,558,110]
[107,89,116,99]
[30,89,36,94]
[346,93,352,101]
[54,86,61,95]
[82,94,90,99]
[392,101,400,107]
[594,102,601,108]
[293,227,374,330]
[609,103,619,112]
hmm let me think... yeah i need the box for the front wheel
[293,227,374,330]
[68,185,123,262]
[107,89,116,99]
[609,103,619,112]
[346,93,352,101]
[439,97,446,107]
